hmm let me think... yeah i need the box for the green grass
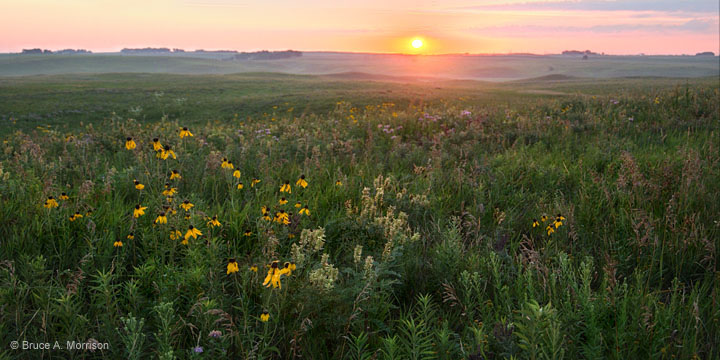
[0,74,718,359]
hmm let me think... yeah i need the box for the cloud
[456,0,719,13]
[469,18,719,35]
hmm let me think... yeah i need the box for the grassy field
[1,52,718,80]
[0,73,718,359]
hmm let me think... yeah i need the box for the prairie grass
[0,75,718,359]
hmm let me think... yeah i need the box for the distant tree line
[695,51,715,56]
[232,50,302,60]
[562,50,599,56]
[20,49,91,54]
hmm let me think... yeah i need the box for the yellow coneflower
[532,219,540,228]
[162,183,177,196]
[261,205,268,214]
[262,211,272,221]
[260,310,269,322]
[251,178,261,187]
[180,200,194,211]
[207,215,221,227]
[294,202,302,208]
[226,259,239,274]
[169,229,182,240]
[274,210,290,225]
[279,197,288,205]
[263,261,278,287]
[221,158,231,169]
[546,225,555,236]
[134,180,145,190]
[249,265,258,273]
[44,196,59,209]
[288,233,295,239]
[86,210,93,217]
[161,145,176,160]
[69,212,83,221]
[243,229,252,236]
[113,240,123,247]
[185,225,202,240]
[299,205,310,216]
[554,214,565,228]
[541,215,548,222]
[279,180,291,193]
[233,169,241,178]
[166,196,174,204]
[179,126,193,138]
[335,180,343,186]
[283,262,296,275]
[237,182,244,190]
[155,212,168,224]
[296,175,308,188]
[59,192,69,201]
[152,138,163,151]
[184,214,191,220]
[170,170,181,180]
[125,137,136,150]
[127,232,135,240]
[181,238,189,245]
[133,204,147,218]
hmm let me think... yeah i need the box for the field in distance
[1,52,718,80]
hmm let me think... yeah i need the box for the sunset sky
[1,0,718,55]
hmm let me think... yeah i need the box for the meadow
[0,73,718,359]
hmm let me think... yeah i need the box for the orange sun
[411,39,423,49]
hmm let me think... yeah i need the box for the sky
[0,0,718,55]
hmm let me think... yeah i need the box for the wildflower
[226,258,239,274]
[59,192,69,200]
[237,182,244,190]
[546,225,555,236]
[184,214,191,220]
[244,229,252,236]
[179,126,193,138]
[296,175,308,188]
[207,215,221,227]
[279,197,288,205]
[127,232,135,240]
[275,210,290,225]
[134,180,144,190]
[185,225,202,240]
[541,215,548,222]
[169,229,182,240]
[133,204,147,218]
[181,238,189,245]
[166,196,174,203]
[113,240,123,247]
[299,205,310,216]
[170,170,181,180]
[162,183,177,196]
[295,202,302,208]
[86,210,93,217]
[208,330,222,338]
[155,212,168,224]
[232,169,241,178]
[180,200,194,211]
[335,180,342,186]
[260,310,269,322]
[261,205,269,214]
[250,265,258,273]
[193,346,203,354]
[263,261,279,287]
[151,138,163,151]
[125,137,136,150]
[44,196,59,208]
[251,178,261,187]
[532,219,539,228]
[161,145,176,160]
[554,214,565,228]
[262,211,271,221]
[283,262,296,275]
[221,158,232,169]
[279,180,291,193]
[69,212,83,221]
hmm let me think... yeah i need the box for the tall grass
[0,80,718,359]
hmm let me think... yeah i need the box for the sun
[411,39,423,49]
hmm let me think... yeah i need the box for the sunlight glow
[411,39,423,49]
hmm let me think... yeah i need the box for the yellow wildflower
[133,204,147,218]
[179,126,193,138]
[125,137,136,150]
